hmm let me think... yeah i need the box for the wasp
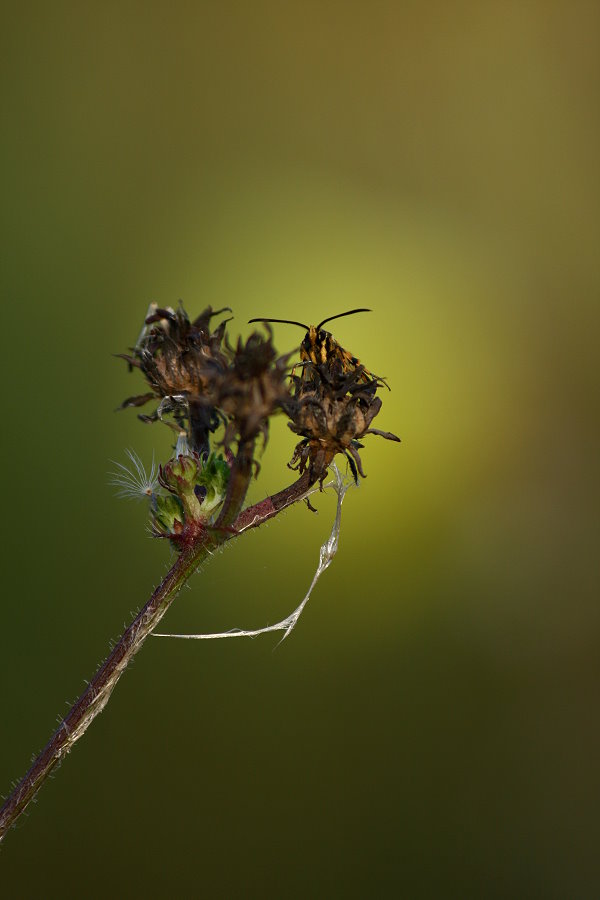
[248,308,384,384]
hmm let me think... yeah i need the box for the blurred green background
[1,1,599,896]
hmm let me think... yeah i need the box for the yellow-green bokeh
[1,2,599,896]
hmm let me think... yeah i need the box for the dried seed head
[117,303,398,497]
[285,360,399,485]
[118,305,294,459]
[217,328,292,448]
[118,303,231,456]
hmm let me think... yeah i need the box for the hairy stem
[0,539,212,842]
[216,437,256,527]
[0,468,315,842]
[232,469,315,532]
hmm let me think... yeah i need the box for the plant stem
[0,468,316,842]
[216,437,256,527]
[0,539,211,842]
[232,469,314,532]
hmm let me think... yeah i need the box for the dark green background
[1,2,599,897]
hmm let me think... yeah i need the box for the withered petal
[346,442,366,478]
[117,392,157,410]
[364,428,401,442]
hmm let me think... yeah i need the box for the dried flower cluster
[117,302,398,546]
[118,304,292,456]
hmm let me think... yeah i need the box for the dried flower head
[217,328,292,449]
[118,303,231,456]
[286,359,400,485]
[118,301,398,498]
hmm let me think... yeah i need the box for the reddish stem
[0,467,316,842]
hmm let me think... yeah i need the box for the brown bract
[285,360,400,485]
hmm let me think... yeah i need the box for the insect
[248,308,381,383]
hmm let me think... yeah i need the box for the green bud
[159,454,203,521]
[156,451,230,524]
[159,454,200,492]
[152,493,185,535]
[196,453,230,516]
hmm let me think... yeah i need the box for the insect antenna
[316,309,371,330]
[248,317,310,330]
